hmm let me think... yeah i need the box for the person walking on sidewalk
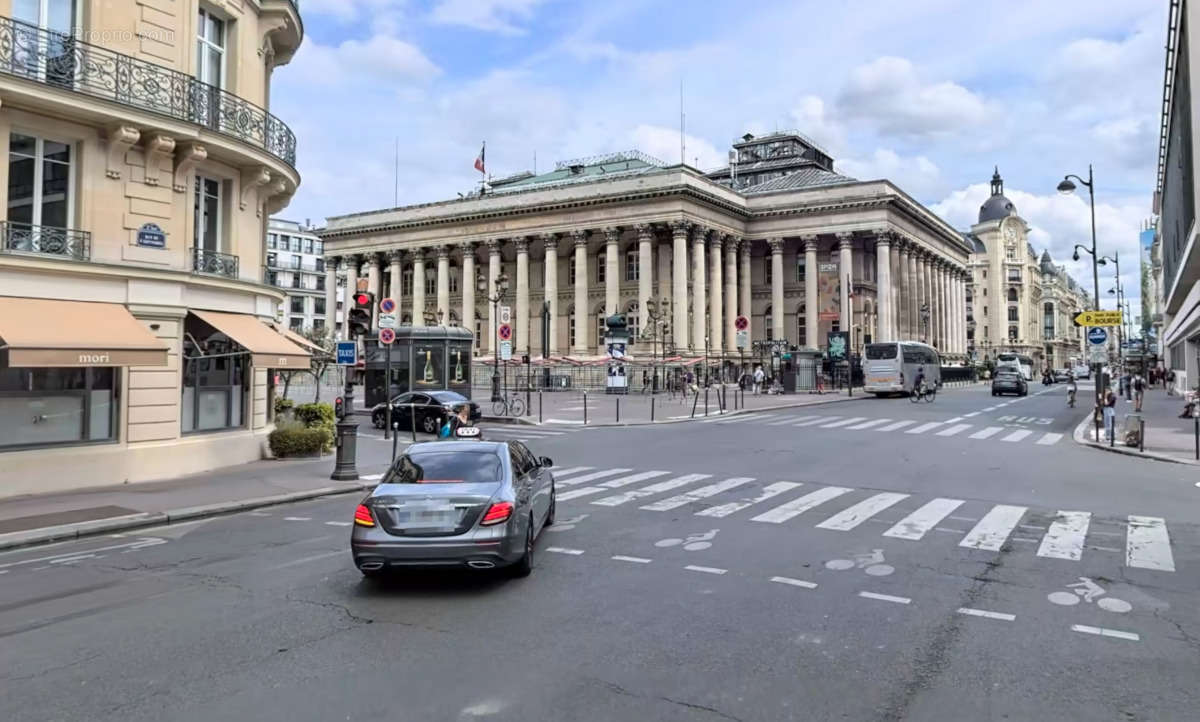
[1133,372,1146,412]
[1102,388,1118,442]
[752,365,765,395]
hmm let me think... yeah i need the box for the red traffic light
[354,293,372,308]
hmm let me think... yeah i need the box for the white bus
[863,342,941,397]
[996,352,1034,381]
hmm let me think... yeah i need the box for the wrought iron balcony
[0,17,296,167]
[192,247,239,279]
[0,220,90,260]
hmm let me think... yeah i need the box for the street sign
[1074,310,1123,327]
[335,341,357,365]
[1086,327,1109,346]
[378,313,398,330]
[735,315,749,331]
[736,329,748,349]
[498,323,512,341]
[499,305,512,324]
[379,328,396,345]
[500,341,512,360]
[1089,346,1108,363]
[379,297,397,314]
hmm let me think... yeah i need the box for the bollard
[1139,417,1145,453]
[616,397,621,424]
[391,420,399,462]
[691,390,700,419]
[539,391,543,424]
[583,390,588,426]
[651,396,655,422]
[411,402,417,443]
[704,387,709,417]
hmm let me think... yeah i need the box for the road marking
[641,477,756,511]
[697,481,803,518]
[963,412,980,418]
[858,591,911,605]
[557,468,632,487]
[545,419,585,425]
[816,492,910,531]
[0,538,167,570]
[969,427,1004,439]
[878,420,915,432]
[883,498,965,540]
[959,505,1027,551]
[557,486,606,501]
[248,511,271,517]
[1018,524,1046,531]
[847,418,891,430]
[945,417,964,424]
[957,607,1016,621]
[592,473,712,506]
[1089,530,1123,537]
[324,521,352,527]
[705,413,769,424]
[612,555,652,564]
[546,547,584,555]
[685,565,727,575]
[278,550,343,569]
[948,515,978,522]
[820,417,867,428]
[751,486,854,524]
[767,416,813,426]
[1126,516,1175,572]
[770,576,818,589]
[597,470,673,489]
[1001,430,1032,443]
[936,424,972,437]
[50,554,97,565]
[794,416,835,427]
[1012,537,1038,543]
[1089,545,1122,553]
[549,466,595,479]
[983,406,998,411]
[283,516,312,521]
[1036,433,1064,445]
[361,473,384,481]
[1071,624,1139,641]
[905,422,944,435]
[1036,511,1091,561]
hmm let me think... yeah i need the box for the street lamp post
[478,270,510,403]
[645,297,669,393]
[1101,251,1123,365]
[1059,165,1108,422]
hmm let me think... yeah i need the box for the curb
[1070,414,1197,466]
[0,484,371,553]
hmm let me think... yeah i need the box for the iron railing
[192,247,239,278]
[0,16,296,167]
[0,220,90,260]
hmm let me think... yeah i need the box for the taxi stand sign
[335,341,357,365]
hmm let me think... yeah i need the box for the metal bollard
[411,402,417,443]
[539,391,543,424]
[704,387,709,416]
[1140,417,1145,453]
[583,390,588,426]
[651,396,655,422]
[392,420,400,462]
[616,397,620,424]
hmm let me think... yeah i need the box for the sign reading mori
[335,341,357,366]
[1074,310,1123,327]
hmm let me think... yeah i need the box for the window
[289,317,303,331]
[304,239,314,255]
[1008,306,1018,322]
[290,296,305,313]
[425,273,436,296]
[983,269,988,279]
[1005,244,1016,261]
[314,298,326,316]
[475,317,483,347]
[797,257,806,283]
[315,258,325,273]
[193,176,222,253]
[797,304,806,346]
[626,248,639,281]
[402,268,413,295]
[1008,325,1018,341]
[314,240,323,255]
[596,256,605,284]
[568,256,575,287]
[450,271,459,294]
[196,8,225,87]
[290,254,301,270]
[1008,268,1021,282]
[267,234,277,249]
[290,237,301,253]
[0,367,117,450]
[764,258,773,286]
[8,133,73,230]
[290,274,301,289]
[568,313,576,348]
[182,316,247,433]
[626,302,639,341]
[1007,288,1018,302]
[764,306,773,341]
[313,318,325,331]
[597,314,606,346]
[316,276,325,292]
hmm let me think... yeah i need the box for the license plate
[391,503,456,525]
[869,377,892,384]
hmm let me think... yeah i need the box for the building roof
[487,151,667,194]
[740,167,858,193]
[963,232,986,254]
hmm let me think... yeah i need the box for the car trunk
[368,482,499,537]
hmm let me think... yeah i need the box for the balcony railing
[0,17,296,167]
[0,220,90,260]
[192,247,239,279]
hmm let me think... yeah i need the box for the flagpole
[393,137,399,207]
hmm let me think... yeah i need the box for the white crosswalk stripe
[936,424,972,437]
[1126,516,1175,572]
[1036,433,1063,445]
[640,477,756,511]
[1037,511,1091,561]
[906,422,944,435]
[794,416,836,427]
[556,468,632,487]
[815,492,910,531]
[883,498,965,540]
[820,417,867,429]
[847,418,891,430]
[878,420,915,432]
[1001,430,1032,443]
[766,416,813,426]
[969,427,1004,440]
[557,470,672,501]
[592,473,712,506]
[751,486,854,524]
[696,481,802,518]
[960,505,1027,551]
[549,466,595,479]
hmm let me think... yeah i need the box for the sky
[272,0,1168,324]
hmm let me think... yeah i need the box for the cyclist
[911,365,927,399]
[1067,373,1077,408]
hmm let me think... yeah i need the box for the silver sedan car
[351,439,556,578]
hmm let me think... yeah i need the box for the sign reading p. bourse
[136,223,167,249]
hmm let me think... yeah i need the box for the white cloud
[837,56,991,139]
[429,0,547,35]
[629,124,723,170]
[1090,116,1158,170]
[787,95,846,156]
[287,35,440,87]
[838,149,943,200]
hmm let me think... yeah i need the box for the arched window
[1007,287,1018,302]
[625,248,639,281]
[797,304,807,346]
[764,305,773,341]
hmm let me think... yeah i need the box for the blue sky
[273,0,1168,319]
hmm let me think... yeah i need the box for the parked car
[371,390,481,433]
[1053,368,1072,383]
[991,369,1028,397]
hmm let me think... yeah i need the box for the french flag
[473,142,485,174]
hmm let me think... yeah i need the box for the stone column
[739,241,751,336]
[573,230,589,354]
[326,256,339,339]
[411,251,426,327]
[803,235,819,348]
[692,228,707,353]
[657,230,670,301]
[890,241,902,340]
[724,236,738,353]
[542,234,558,355]
[942,263,950,351]
[486,240,501,353]
[604,227,620,317]
[515,237,530,352]
[671,221,690,353]
[436,246,450,326]
[957,270,966,355]
[875,232,892,342]
[709,233,723,353]
[914,252,926,342]
[387,251,402,314]
[366,254,381,331]
[462,244,476,347]
[923,256,934,344]
[342,255,358,339]
[769,237,785,342]
[636,225,653,338]
[838,233,854,332]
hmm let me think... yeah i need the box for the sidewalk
[1073,388,1200,465]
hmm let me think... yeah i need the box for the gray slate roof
[740,167,858,193]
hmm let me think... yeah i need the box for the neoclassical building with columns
[319,132,972,361]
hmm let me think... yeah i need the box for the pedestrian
[686,369,698,396]
[1133,372,1146,412]
[752,365,765,395]
[1166,368,1175,393]
[642,369,650,394]
[1102,387,1117,442]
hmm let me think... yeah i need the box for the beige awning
[279,327,330,357]
[0,298,169,367]
[190,310,311,368]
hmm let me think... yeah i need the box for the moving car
[371,390,481,433]
[1072,363,1091,379]
[991,369,1028,396]
[1053,368,1072,383]
[351,438,556,577]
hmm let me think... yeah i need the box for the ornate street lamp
[1061,165,1106,410]
[644,296,669,393]
[478,270,510,402]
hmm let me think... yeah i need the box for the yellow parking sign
[1073,310,1123,327]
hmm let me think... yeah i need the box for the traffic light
[348,292,373,337]
[334,396,345,420]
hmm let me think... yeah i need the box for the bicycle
[491,393,526,417]
[909,381,936,403]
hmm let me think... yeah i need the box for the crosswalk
[550,466,1178,573]
[699,412,1065,447]
[476,424,580,444]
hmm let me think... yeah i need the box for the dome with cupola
[979,167,1017,223]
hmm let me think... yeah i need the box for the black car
[371,390,482,433]
[991,370,1028,397]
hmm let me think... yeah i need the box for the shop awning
[279,327,330,357]
[0,298,169,367]
[190,310,311,368]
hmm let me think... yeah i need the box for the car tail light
[354,504,375,527]
[480,501,513,526]
[899,372,905,385]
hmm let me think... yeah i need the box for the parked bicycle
[491,393,526,417]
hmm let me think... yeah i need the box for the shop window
[182,316,247,433]
[0,367,117,450]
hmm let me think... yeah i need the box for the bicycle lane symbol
[655,529,718,551]
[1047,577,1132,614]
[824,549,895,576]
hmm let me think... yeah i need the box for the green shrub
[293,402,335,453]
[274,397,295,416]
[269,421,328,457]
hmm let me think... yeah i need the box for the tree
[278,326,336,403]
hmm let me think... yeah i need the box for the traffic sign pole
[384,342,393,440]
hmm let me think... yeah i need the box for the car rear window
[382,451,502,484]
[865,343,898,360]
[431,391,468,404]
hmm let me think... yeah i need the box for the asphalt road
[2,383,1197,721]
